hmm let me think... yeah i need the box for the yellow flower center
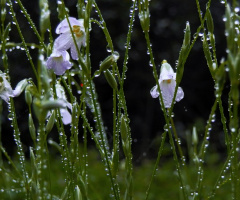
[72,25,83,38]
[54,55,63,62]
[164,79,171,84]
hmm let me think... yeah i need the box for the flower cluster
[150,60,184,108]
[47,17,86,75]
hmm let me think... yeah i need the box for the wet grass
[0,147,232,200]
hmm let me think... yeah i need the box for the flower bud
[139,9,150,32]
[176,22,191,84]
[13,79,28,97]
[183,22,191,48]
[39,55,51,90]
[99,51,119,72]
[74,186,81,200]
[25,87,32,106]
[60,186,68,200]
[206,9,214,34]
[225,5,234,53]
[3,23,11,40]
[33,98,47,123]
[214,60,225,92]
[192,126,198,146]
[121,115,128,142]
[1,7,6,23]
[29,114,36,141]
[41,99,66,110]
[29,147,37,174]
[46,111,55,133]
[77,175,87,200]
[104,69,118,90]
[111,149,119,178]
[202,36,213,73]
[39,0,50,35]
[48,139,62,152]
[57,0,67,21]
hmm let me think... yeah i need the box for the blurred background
[1,0,229,163]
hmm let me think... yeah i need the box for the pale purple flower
[150,61,184,108]
[54,17,86,60]
[0,72,28,103]
[0,73,14,102]
[46,50,73,75]
[55,83,72,125]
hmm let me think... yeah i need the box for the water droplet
[234,7,240,12]
[231,128,236,133]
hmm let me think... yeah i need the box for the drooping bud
[99,51,119,72]
[104,69,118,90]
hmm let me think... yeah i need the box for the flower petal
[54,31,74,51]
[46,50,73,75]
[159,62,176,81]
[160,81,176,108]
[0,91,13,103]
[56,17,81,34]
[2,76,13,93]
[176,86,184,102]
[150,85,159,98]
[60,108,72,125]
[70,42,81,60]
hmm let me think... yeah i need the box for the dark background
[1,0,229,163]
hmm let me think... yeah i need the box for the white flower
[0,72,28,103]
[0,73,14,102]
[55,83,72,125]
[46,50,73,75]
[53,17,86,60]
[150,60,184,108]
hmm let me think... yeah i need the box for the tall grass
[0,0,239,199]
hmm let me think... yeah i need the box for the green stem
[0,145,22,178]
[15,0,47,52]
[9,99,30,200]
[231,99,239,200]
[218,98,230,152]
[145,131,167,200]
[7,0,39,81]
[170,116,186,165]
[55,110,72,197]
[196,99,218,199]
[88,80,120,200]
